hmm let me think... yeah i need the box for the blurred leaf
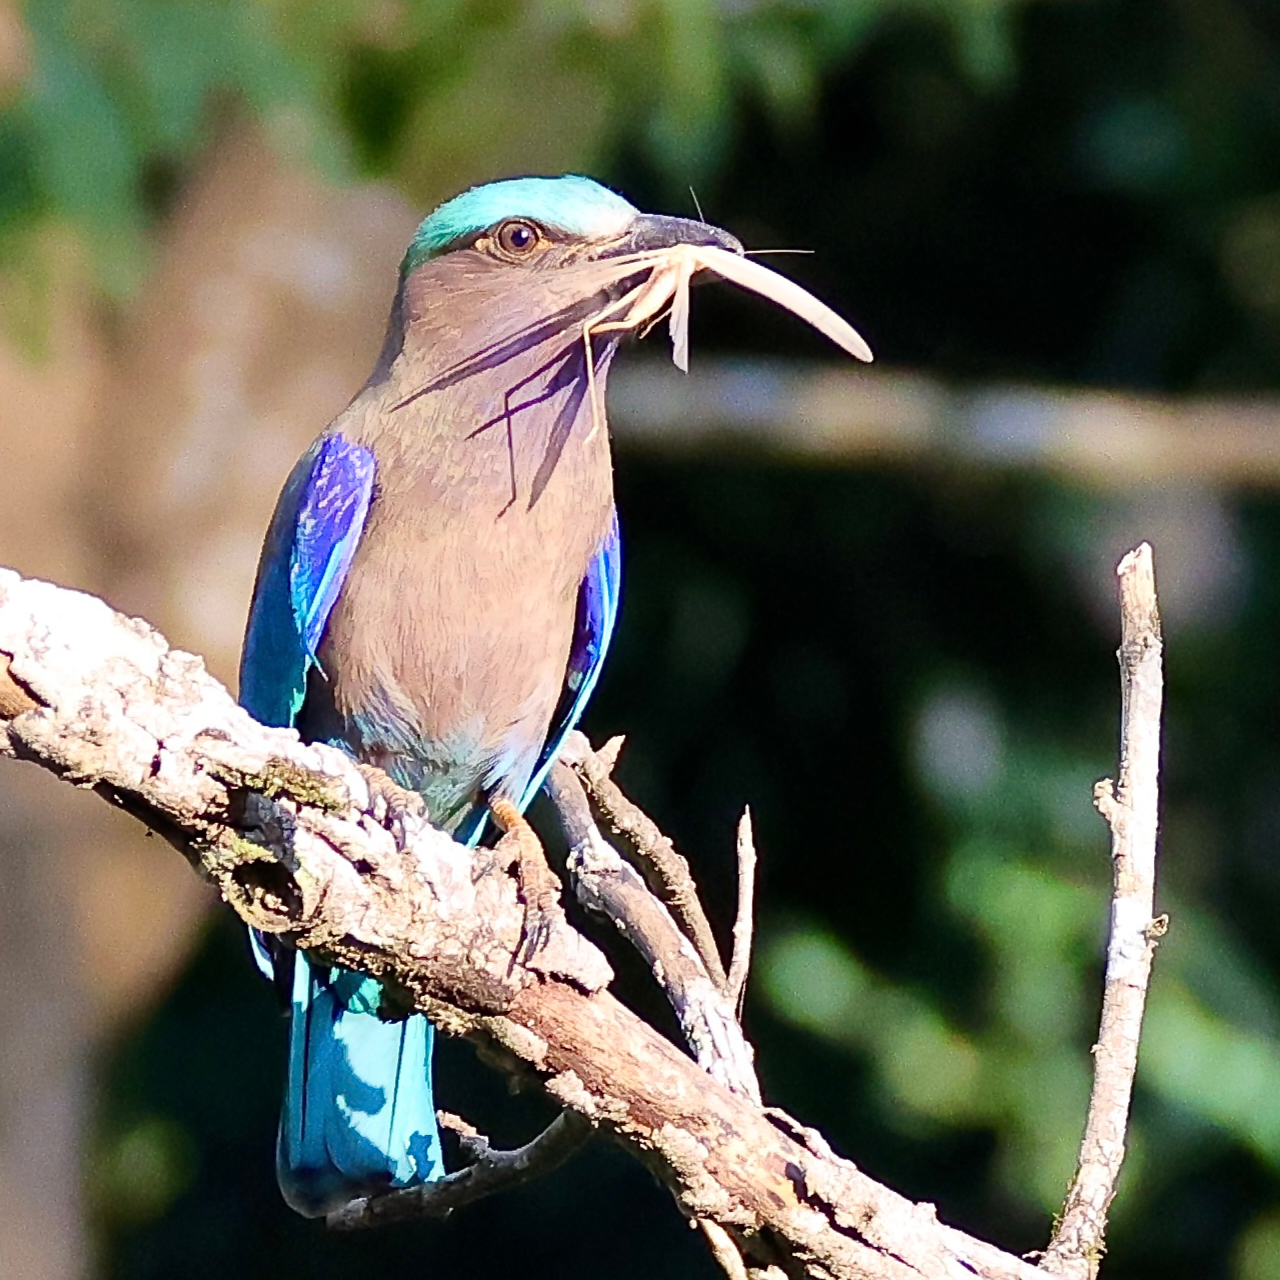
[91,1115,197,1226]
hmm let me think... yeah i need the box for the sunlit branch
[0,563,1093,1280]
[1041,543,1166,1279]
[546,761,759,1103]
[727,808,756,1018]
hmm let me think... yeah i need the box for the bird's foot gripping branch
[0,554,1163,1280]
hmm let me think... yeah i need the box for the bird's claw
[490,797,561,965]
[356,763,426,846]
[516,908,555,968]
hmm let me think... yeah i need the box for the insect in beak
[577,240,873,437]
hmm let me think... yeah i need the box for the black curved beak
[608,213,744,258]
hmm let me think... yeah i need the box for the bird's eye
[494,219,541,257]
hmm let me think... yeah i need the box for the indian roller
[238,175,745,1216]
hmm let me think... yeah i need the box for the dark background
[3,2,1280,1277]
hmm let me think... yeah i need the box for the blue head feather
[404,175,638,272]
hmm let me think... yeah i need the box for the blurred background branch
[3,2,1280,1279]
[612,362,1280,488]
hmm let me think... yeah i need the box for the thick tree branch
[1042,544,1165,1279]
[0,565,1061,1280]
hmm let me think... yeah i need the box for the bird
[238,173,873,1218]
[237,175,750,1216]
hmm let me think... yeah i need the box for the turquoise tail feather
[278,953,444,1216]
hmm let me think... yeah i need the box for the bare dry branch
[328,1112,591,1230]
[727,807,756,1016]
[546,761,759,1102]
[1041,543,1165,1279]
[595,734,625,775]
[0,564,1060,1280]
[560,729,729,991]
[700,1218,750,1280]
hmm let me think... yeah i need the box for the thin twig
[727,807,756,1016]
[1041,543,1165,1280]
[595,734,626,774]
[546,761,760,1102]
[560,729,729,992]
[436,1109,485,1155]
[328,1112,592,1230]
[700,1219,750,1280]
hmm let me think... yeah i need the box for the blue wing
[519,508,622,809]
[240,433,376,729]
[238,450,615,1214]
[240,434,442,1216]
[240,431,374,984]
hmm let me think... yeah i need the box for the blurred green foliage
[9,0,1280,1277]
[3,0,1022,295]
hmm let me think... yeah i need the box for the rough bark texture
[0,564,1057,1280]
